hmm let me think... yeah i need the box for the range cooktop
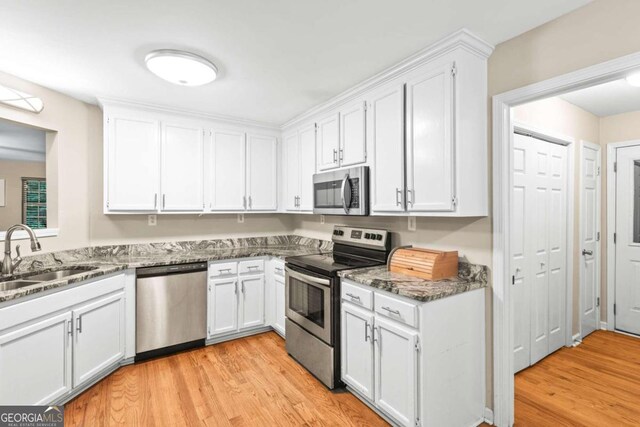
[286,252,384,276]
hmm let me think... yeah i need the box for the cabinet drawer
[239,259,264,274]
[272,261,285,277]
[342,282,373,310]
[374,292,418,328]
[209,262,238,278]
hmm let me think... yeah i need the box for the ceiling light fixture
[145,49,218,86]
[625,71,640,87]
[0,84,44,113]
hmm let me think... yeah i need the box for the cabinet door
[298,124,317,211]
[340,101,367,167]
[341,302,374,401]
[283,131,300,211]
[317,113,340,171]
[369,84,405,213]
[274,275,286,336]
[73,292,125,387]
[0,312,72,405]
[211,129,246,210]
[239,275,265,330]
[247,133,277,211]
[161,123,204,211]
[107,116,160,211]
[405,63,455,212]
[209,278,238,337]
[374,316,419,427]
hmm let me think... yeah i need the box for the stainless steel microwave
[312,166,369,216]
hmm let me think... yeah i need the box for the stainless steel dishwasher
[136,262,207,361]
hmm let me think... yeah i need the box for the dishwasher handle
[136,262,208,278]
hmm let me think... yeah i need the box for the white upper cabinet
[317,113,340,171]
[405,63,455,212]
[246,134,277,211]
[161,123,204,211]
[369,84,405,213]
[210,129,246,211]
[283,131,300,211]
[283,123,316,212]
[340,101,367,167]
[106,116,160,211]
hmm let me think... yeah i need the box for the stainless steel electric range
[284,225,391,389]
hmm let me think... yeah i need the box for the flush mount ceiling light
[625,71,640,87]
[0,84,44,113]
[145,49,218,86]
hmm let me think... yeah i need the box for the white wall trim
[0,227,59,242]
[483,407,495,425]
[282,29,494,130]
[572,333,582,346]
[600,321,608,330]
[493,50,640,427]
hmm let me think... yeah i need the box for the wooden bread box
[388,247,459,280]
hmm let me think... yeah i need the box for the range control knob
[364,233,371,239]
[376,234,383,241]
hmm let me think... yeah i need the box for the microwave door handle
[341,174,351,214]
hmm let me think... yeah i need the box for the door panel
[211,130,246,210]
[615,145,640,335]
[240,275,265,330]
[341,302,374,400]
[317,113,340,171]
[107,116,159,211]
[370,84,405,213]
[298,124,316,211]
[247,134,277,211]
[0,312,72,405]
[73,293,125,387]
[209,278,238,336]
[283,132,300,211]
[405,63,454,212]
[161,123,204,211]
[340,101,367,166]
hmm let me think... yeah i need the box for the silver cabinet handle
[346,293,360,300]
[67,319,73,336]
[241,280,246,294]
[396,188,402,206]
[234,281,238,295]
[275,267,283,274]
[339,148,344,161]
[162,194,166,209]
[407,189,414,206]
[381,306,401,315]
[248,196,252,209]
[247,265,259,270]
[243,196,246,209]
[333,149,338,163]
[365,321,370,342]
[220,268,232,274]
[154,193,158,209]
[582,249,593,256]
[373,326,379,344]
[76,316,82,334]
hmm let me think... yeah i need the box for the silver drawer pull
[220,268,232,273]
[247,265,260,270]
[346,293,361,300]
[382,306,401,315]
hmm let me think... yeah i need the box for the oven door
[285,266,333,345]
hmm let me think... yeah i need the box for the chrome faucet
[2,224,42,276]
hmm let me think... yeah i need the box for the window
[22,177,47,229]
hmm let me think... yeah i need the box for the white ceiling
[0,0,592,125]
[560,78,640,117]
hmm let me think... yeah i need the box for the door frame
[606,140,640,333]
[511,120,575,368]
[579,140,602,338]
[492,50,640,426]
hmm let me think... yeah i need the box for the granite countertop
[0,235,330,304]
[338,262,489,302]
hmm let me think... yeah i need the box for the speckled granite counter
[0,235,331,304]
[338,262,489,302]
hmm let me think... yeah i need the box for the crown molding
[281,28,494,130]
[97,97,281,131]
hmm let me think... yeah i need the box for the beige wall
[0,160,46,230]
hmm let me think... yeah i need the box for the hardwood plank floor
[65,332,388,426]
[484,330,640,426]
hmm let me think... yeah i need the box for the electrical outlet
[237,213,245,223]
[148,215,157,226]
[320,215,325,224]
[408,216,416,231]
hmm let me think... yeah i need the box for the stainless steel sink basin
[25,268,94,282]
[0,280,41,291]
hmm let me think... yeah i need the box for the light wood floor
[65,331,388,426]
[509,330,640,426]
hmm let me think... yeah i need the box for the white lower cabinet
[273,275,286,336]
[208,277,239,336]
[239,275,265,330]
[341,303,374,400]
[0,273,128,405]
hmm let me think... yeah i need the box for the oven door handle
[285,267,331,288]
[341,173,352,214]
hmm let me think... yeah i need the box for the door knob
[582,249,593,256]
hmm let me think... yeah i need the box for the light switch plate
[148,215,157,226]
[237,213,245,223]
[408,216,416,231]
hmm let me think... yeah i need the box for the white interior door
[246,133,277,211]
[580,141,601,338]
[211,129,246,210]
[615,145,640,336]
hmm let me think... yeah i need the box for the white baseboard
[600,321,608,330]
[572,332,582,346]
[483,407,494,425]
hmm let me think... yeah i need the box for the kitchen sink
[24,268,95,282]
[0,280,41,291]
